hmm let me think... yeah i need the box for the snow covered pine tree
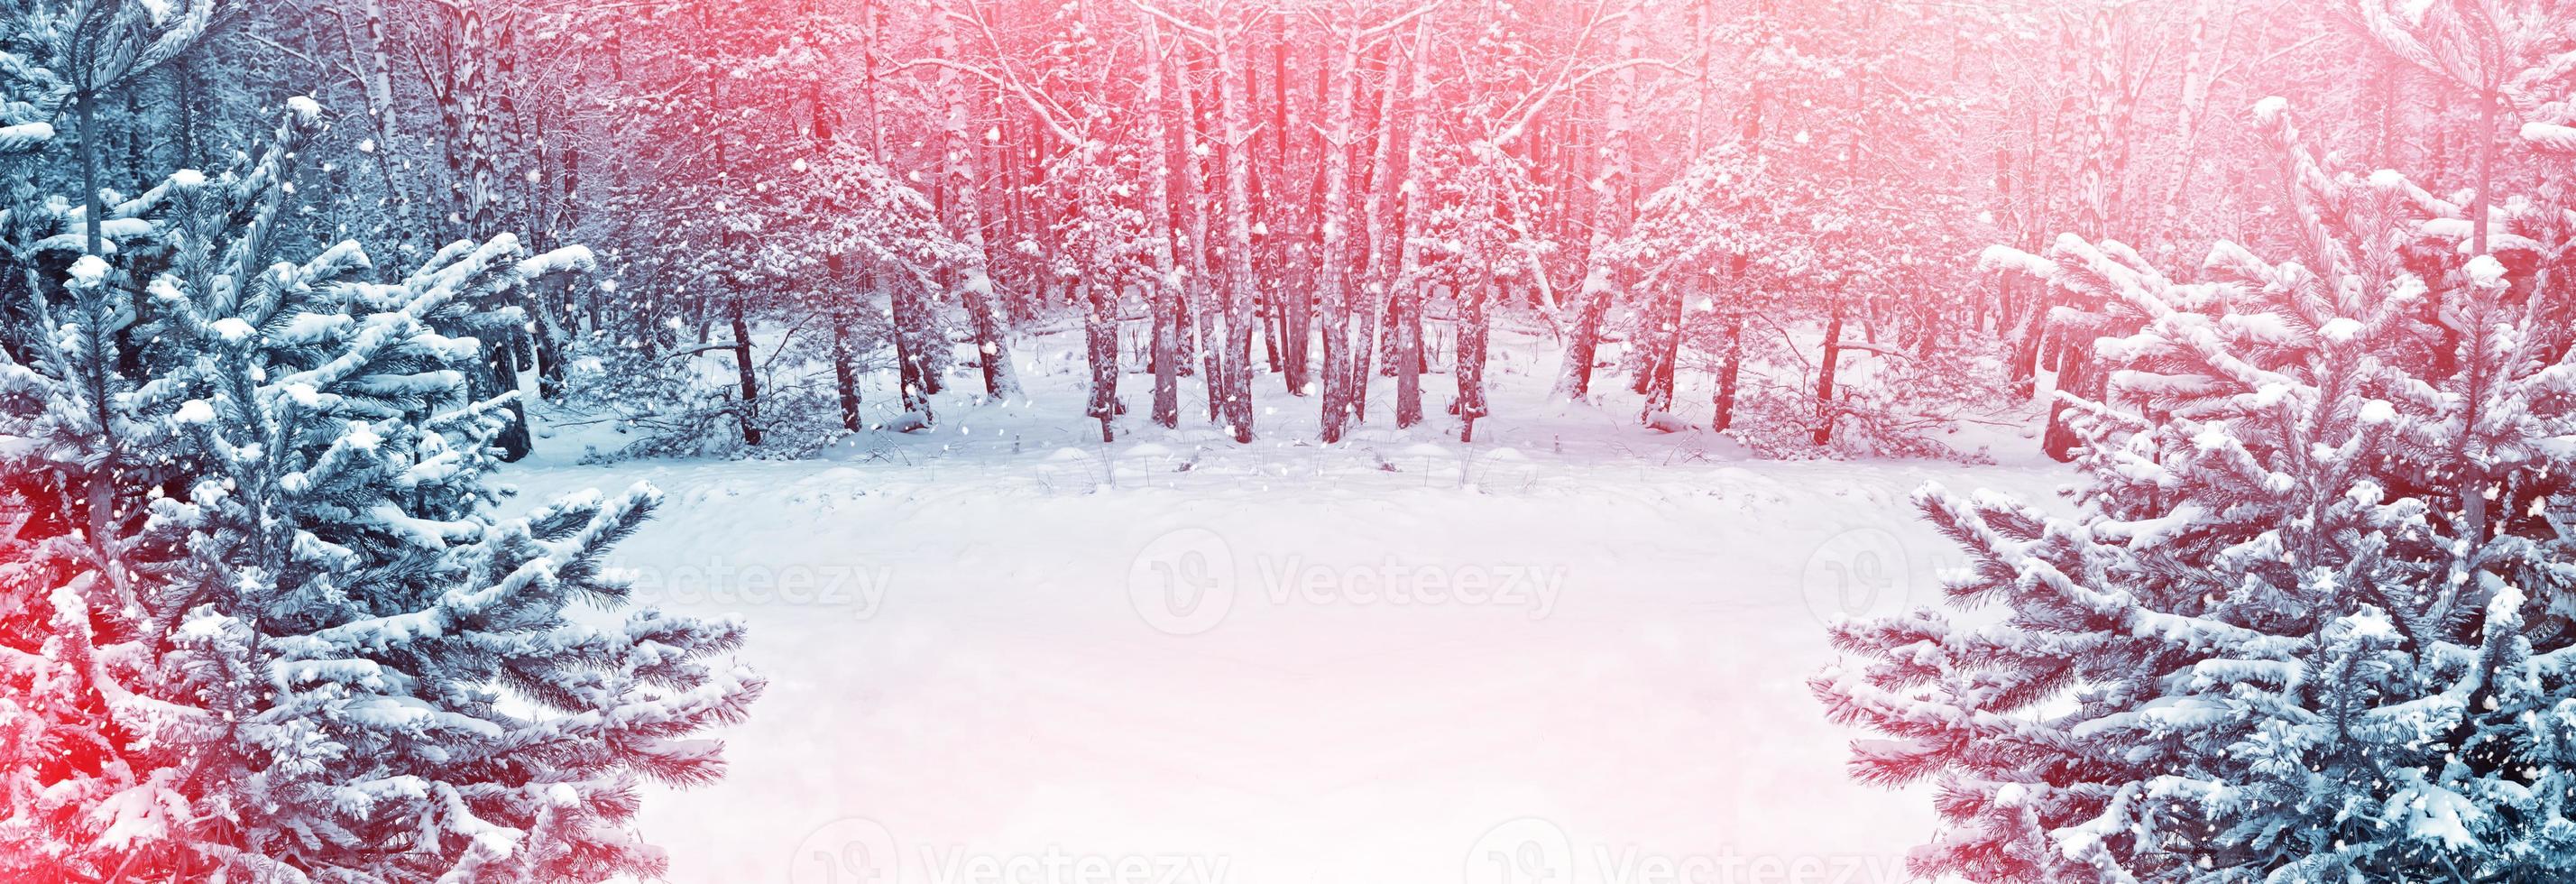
[1814,98,2576,881]
[0,102,761,879]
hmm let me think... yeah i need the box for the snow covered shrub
[1618,142,2002,459]
[557,327,871,463]
[1697,321,2009,463]
[554,329,767,462]
[558,144,961,461]
[1813,100,2576,881]
[0,106,761,880]
[1807,334,2011,463]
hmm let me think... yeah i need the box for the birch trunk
[1177,46,1225,425]
[1811,309,1845,447]
[1549,7,1641,402]
[1144,19,1184,428]
[1389,15,1435,428]
[1354,37,1406,422]
[1214,19,1260,442]
[1315,11,1366,443]
[936,32,1024,400]
[1455,268,1494,442]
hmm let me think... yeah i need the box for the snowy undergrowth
[538,319,2044,472]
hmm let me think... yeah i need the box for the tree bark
[1176,45,1226,426]
[1271,23,1311,398]
[1712,314,1743,432]
[730,294,762,446]
[1390,15,1434,428]
[1314,12,1366,443]
[1455,270,1494,442]
[891,275,933,417]
[1144,18,1183,428]
[1550,6,1642,402]
[1353,37,1405,422]
[1812,309,1844,447]
[936,32,1023,401]
[832,312,863,432]
[1081,269,1120,442]
[1638,273,1684,420]
[1214,17,1261,442]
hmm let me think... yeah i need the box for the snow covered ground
[505,330,2070,884]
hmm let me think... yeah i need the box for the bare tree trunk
[1554,247,1616,402]
[892,276,934,417]
[999,93,1053,322]
[350,0,411,242]
[865,0,928,422]
[918,186,952,398]
[1392,281,1422,427]
[1811,309,1844,447]
[1144,18,1183,428]
[1176,45,1226,426]
[1353,38,1404,422]
[2161,0,2220,249]
[832,311,863,432]
[1712,314,1743,432]
[1214,17,1261,442]
[1638,273,1684,419]
[1271,23,1311,398]
[2043,3,2128,463]
[1455,270,1494,442]
[936,33,1024,400]
[1259,293,1283,374]
[1390,16,1434,428]
[1315,11,1366,443]
[730,293,762,446]
[1550,5,1641,403]
[1081,270,1120,442]
[435,0,531,460]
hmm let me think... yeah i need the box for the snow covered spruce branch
[0,103,761,881]
[1816,98,2576,882]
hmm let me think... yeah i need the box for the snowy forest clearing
[13,0,2576,877]
[509,335,2065,883]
